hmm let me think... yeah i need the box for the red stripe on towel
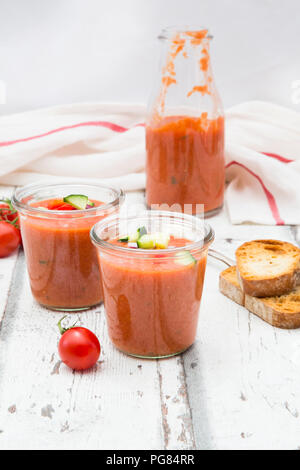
[262,152,294,163]
[0,120,145,147]
[226,160,285,225]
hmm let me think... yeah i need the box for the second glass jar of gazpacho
[91,211,214,358]
[146,27,225,216]
[13,182,124,311]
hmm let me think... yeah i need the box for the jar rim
[90,210,215,258]
[12,180,124,219]
[158,26,213,41]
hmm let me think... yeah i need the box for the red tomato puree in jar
[20,198,105,310]
[99,236,207,357]
[146,115,225,214]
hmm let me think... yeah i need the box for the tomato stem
[0,198,19,229]
[0,198,13,211]
[57,315,79,335]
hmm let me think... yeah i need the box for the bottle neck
[149,30,222,121]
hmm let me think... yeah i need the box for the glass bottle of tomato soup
[146,27,225,216]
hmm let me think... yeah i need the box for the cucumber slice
[118,236,129,242]
[118,226,148,243]
[137,234,155,249]
[175,251,196,266]
[154,233,170,249]
[63,194,89,210]
[129,231,140,242]
[118,227,147,243]
[137,226,147,237]
[128,227,148,242]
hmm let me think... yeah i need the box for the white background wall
[1,0,300,115]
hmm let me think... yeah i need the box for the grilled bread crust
[220,266,300,329]
[236,240,300,297]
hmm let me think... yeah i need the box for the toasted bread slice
[219,266,300,329]
[219,266,245,306]
[236,240,300,297]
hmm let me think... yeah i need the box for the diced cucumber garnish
[153,233,170,249]
[119,226,147,243]
[63,194,89,210]
[137,226,147,237]
[137,234,156,249]
[118,233,139,242]
[118,236,129,242]
[174,251,196,266]
[129,231,140,242]
[118,227,171,250]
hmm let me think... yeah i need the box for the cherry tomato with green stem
[0,198,19,224]
[57,316,101,371]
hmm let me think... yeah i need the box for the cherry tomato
[46,200,76,211]
[0,200,18,223]
[58,317,101,370]
[55,203,76,211]
[0,221,22,257]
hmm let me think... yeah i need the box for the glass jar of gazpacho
[91,211,214,358]
[13,182,124,311]
[146,27,225,216]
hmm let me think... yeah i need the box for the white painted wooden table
[0,186,300,450]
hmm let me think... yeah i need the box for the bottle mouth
[158,26,213,41]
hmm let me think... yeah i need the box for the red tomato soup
[19,198,106,310]
[146,115,225,214]
[98,236,208,358]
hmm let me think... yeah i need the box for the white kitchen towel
[225,101,300,225]
[0,102,147,190]
[0,101,300,225]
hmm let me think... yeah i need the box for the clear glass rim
[12,180,124,219]
[90,210,215,258]
[159,25,213,41]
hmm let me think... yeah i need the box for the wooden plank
[0,189,194,450]
[290,225,300,247]
[0,186,19,325]
[157,357,195,450]
[185,222,300,450]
